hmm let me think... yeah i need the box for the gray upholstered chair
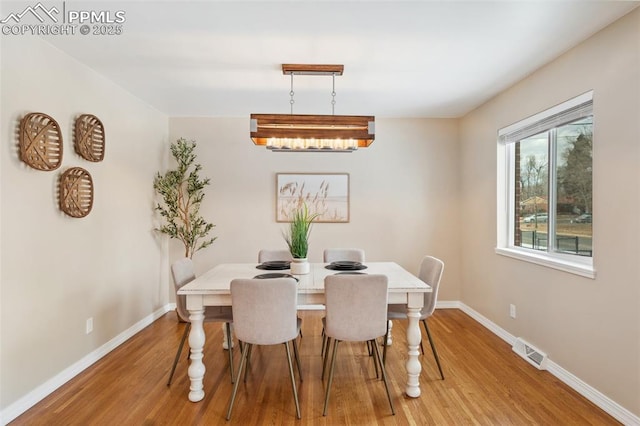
[258,249,293,263]
[226,277,302,420]
[323,248,365,263]
[321,248,366,354]
[322,274,395,416]
[383,255,445,380]
[258,249,305,339]
[167,258,235,385]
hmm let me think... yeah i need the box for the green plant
[153,138,216,258]
[283,203,319,259]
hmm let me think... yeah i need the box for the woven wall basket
[19,112,63,171]
[59,167,94,218]
[75,114,105,162]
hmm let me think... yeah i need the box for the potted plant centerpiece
[283,203,319,274]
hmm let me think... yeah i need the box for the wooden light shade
[250,114,375,151]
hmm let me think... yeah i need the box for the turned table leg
[405,293,423,397]
[186,300,206,402]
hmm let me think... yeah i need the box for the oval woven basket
[75,114,105,162]
[20,112,63,171]
[59,167,94,218]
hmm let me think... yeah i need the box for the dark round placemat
[253,273,298,281]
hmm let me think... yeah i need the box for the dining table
[178,261,431,402]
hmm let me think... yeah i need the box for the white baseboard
[298,304,325,310]
[3,301,638,426]
[545,361,639,426]
[454,301,640,426]
[0,304,173,426]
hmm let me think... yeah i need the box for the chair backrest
[171,258,196,323]
[419,256,445,318]
[323,248,365,263]
[258,249,293,263]
[230,278,298,345]
[324,274,388,342]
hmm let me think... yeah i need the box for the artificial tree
[153,138,216,258]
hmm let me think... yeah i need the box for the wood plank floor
[10,309,619,425]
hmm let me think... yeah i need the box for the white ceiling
[39,1,638,118]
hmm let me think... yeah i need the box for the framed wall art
[276,173,349,223]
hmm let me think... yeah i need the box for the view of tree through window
[514,117,593,257]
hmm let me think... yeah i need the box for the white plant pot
[290,258,310,275]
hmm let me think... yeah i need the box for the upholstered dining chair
[383,255,445,380]
[323,248,365,263]
[321,248,373,356]
[226,277,302,420]
[322,274,395,416]
[258,249,293,263]
[321,248,367,354]
[167,258,235,385]
[257,249,305,339]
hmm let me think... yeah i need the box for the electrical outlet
[86,317,93,334]
[509,304,516,319]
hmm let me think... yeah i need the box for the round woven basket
[59,167,94,218]
[75,114,105,162]
[20,112,63,171]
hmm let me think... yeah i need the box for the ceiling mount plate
[282,64,344,76]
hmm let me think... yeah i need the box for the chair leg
[225,322,235,383]
[284,342,302,419]
[372,339,380,379]
[321,327,326,356]
[382,322,389,366]
[226,342,250,420]
[244,344,254,383]
[321,337,332,380]
[372,338,395,415]
[422,320,444,380]
[292,338,303,381]
[322,339,340,416]
[167,322,191,386]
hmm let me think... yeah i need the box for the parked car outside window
[523,213,548,223]
[573,213,592,223]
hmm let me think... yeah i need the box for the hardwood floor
[11,309,618,425]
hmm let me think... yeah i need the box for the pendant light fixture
[250,64,375,152]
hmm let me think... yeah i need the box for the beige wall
[168,117,462,302]
[2,5,639,422]
[0,37,168,409]
[459,8,640,415]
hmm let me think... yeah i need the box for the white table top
[179,262,431,296]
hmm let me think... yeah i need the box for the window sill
[495,247,595,279]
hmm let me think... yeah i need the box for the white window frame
[496,91,595,279]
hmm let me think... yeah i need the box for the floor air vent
[512,338,548,370]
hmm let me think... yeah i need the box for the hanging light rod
[250,64,375,152]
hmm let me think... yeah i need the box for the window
[496,92,594,278]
